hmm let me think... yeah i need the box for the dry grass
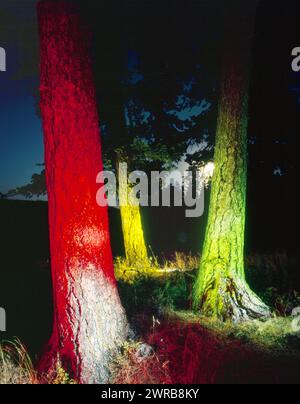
[0,339,77,384]
[114,256,159,283]
[162,252,200,271]
[46,361,77,384]
[1,252,297,384]
[0,339,38,384]
[0,338,168,384]
[109,341,171,384]
[116,251,296,299]
[164,251,290,277]
[115,251,199,283]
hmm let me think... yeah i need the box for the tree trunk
[193,3,270,322]
[37,0,128,383]
[116,150,150,272]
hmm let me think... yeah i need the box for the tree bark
[37,0,128,383]
[116,149,150,272]
[193,2,270,322]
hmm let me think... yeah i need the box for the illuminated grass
[0,339,38,384]
[115,252,199,283]
[117,252,300,356]
[1,253,298,383]
[168,311,300,353]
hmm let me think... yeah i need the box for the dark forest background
[1,0,300,355]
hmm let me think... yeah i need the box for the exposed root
[196,275,271,323]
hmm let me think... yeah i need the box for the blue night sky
[0,0,43,195]
[0,75,44,194]
[1,1,299,197]
[0,1,212,198]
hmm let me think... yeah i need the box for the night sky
[0,0,213,197]
[1,0,300,200]
[0,0,42,195]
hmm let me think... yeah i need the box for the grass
[116,251,300,372]
[0,339,38,384]
[117,251,300,315]
[46,362,77,384]
[0,339,77,384]
[171,311,300,353]
[109,340,171,384]
[114,252,200,283]
[162,252,200,272]
[1,252,300,383]
[113,252,300,383]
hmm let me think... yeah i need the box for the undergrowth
[114,252,199,283]
[109,341,171,384]
[0,339,77,384]
[118,251,300,318]
[1,252,300,384]
[0,339,37,384]
[171,311,300,353]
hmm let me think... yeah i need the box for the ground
[1,253,300,384]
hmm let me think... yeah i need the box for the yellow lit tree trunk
[116,150,150,272]
[193,2,270,322]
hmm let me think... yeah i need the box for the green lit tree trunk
[116,150,150,272]
[37,1,128,383]
[193,4,270,322]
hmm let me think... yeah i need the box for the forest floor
[1,252,300,384]
[110,313,300,384]
[112,254,300,384]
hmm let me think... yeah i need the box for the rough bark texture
[193,5,270,322]
[37,0,128,383]
[116,150,150,272]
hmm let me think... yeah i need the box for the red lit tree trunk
[37,0,128,383]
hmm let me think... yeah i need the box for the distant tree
[7,169,46,199]
[97,38,215,271]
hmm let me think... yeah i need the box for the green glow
[193,57,270,322]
